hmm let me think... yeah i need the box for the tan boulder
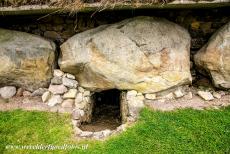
[194,22,230,89]
[0,28,56,91]
[59,17,191,93]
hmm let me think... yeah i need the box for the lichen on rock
[0,28,56,91]
[59,16,192,93]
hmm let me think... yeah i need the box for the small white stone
[128,97,145,109]
[127,90,137,97]
[49,85,67,95]
[76,101,87,109]
[102,129,112,137]
[0,86,16,99]
[48,95,63,107]
[51,76,62,85]
[62,77,78,88]
[61,99,74,108]
[93,131,104,139]
[78,87,85,93]
[83,91,90,96]
[126,90,138,100]
[173,89,184,98]
[145,93,156,100]
[42,91,52,102]
[197,91,214,101]
[63,89,77,99]
[79,131,93,137]
[83,96,90,102]
[212,92,221,99]
[53,69,64,77]
[65,73,75,80]
[75,93,83,104]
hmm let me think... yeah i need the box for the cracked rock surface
[0,28,56,91]
[194,21,230,89]
[59,16,192,93]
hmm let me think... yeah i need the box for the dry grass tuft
[0,0,173,12]
[0,0,173,6]
[0,0,50,7]
[62,0,174,12]
[53,0,173,11]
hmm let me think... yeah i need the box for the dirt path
[0,96,72,113]
[145,94,230,111]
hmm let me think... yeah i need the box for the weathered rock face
[59,16,192,93]
[194,22,230,89]
[0,28,56,91]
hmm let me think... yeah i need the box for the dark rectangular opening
[80,89,122,132]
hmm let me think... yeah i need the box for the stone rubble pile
[142,87,188,102]
[196,90,225,101]
[141,86,226,102]
[1,83,226,105]
[41,69,92,117]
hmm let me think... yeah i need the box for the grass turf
[0,107,229,153]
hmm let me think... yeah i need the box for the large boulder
[194,22,230,89]
[0,28,56,91]
[59,16,191,93]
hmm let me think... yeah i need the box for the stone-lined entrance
[72,89,134,139]
[80,89,122,132]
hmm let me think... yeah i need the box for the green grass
[0,107,230,154]
[0,110,74,154]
